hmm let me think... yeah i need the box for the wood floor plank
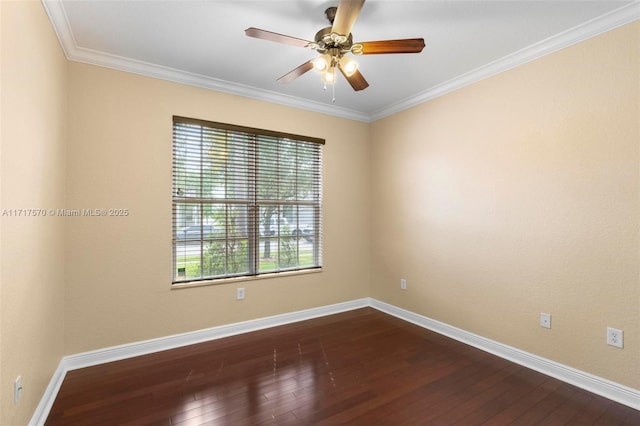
[45,308,640,425]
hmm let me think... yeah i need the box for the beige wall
[0,1,68,424]
[64,62,371,354]
[370,22,639,388]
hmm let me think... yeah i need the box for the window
[172,116,323,284]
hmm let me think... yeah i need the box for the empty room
[1,0,639,424]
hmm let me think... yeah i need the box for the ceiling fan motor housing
[314,27,354,54]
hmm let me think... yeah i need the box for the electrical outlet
[237,288,245,300]
[607,327,623,348]
[539,313,551,329]
[400,278,407,290]
[14,376,22,404]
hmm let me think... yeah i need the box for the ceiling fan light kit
[245,0,425,100]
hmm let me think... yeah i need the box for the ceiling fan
[245,0,425,92]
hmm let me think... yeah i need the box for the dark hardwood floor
[46,308,639,425]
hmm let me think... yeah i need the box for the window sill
[171,268,323,290]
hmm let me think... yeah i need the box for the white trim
[369,2,640,121]
[31,297,639,424]
[28,298,369,425]
[64,298,369,371]
[369,299,640,411]
[41,1,640,123]
[68,49,370,123]
[39,0,369,123]
[28,362,66,426]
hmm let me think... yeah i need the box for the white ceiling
[43,0,638,122]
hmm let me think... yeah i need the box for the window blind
[172,116,323,284]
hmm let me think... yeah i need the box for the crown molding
[42,1,639,124]
[369,2,640,121]
[40,0,369,123]
[71,47,370,123]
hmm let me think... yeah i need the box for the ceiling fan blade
[277,61,314,83]
[245,27,312,48]
[359,38,425,54]
[339,66,369,91]
[332,0,365,36]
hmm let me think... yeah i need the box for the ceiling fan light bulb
[322,68,336,84]
[340,57,359,76]
[312,56,328,72]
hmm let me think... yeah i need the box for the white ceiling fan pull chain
[332,80,336,103]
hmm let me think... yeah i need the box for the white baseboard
[62,298,370,372]
[28,361,67,426]
[369,299,640,411]
[29,298,369,425]
[30,297,639,425]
